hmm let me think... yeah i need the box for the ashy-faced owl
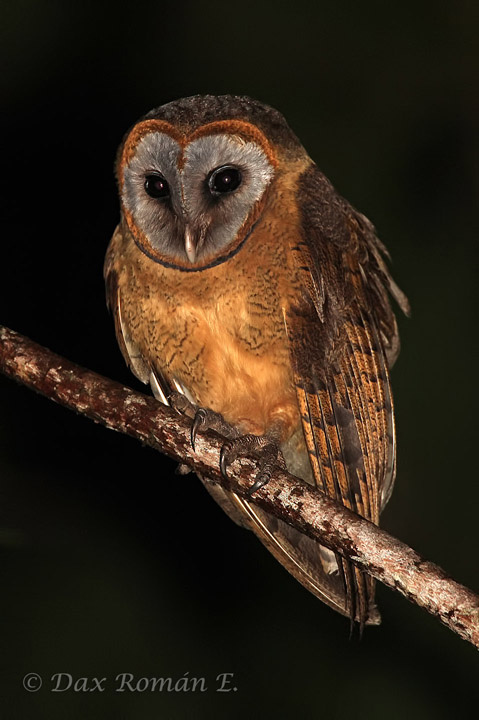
[104,95,409,628]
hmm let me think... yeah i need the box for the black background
[1,2,478,718]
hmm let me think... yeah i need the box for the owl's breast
[171,293,298,438]
[113,222,302,441]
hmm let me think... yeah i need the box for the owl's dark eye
[208,166,242,195]
[144,173,170,199]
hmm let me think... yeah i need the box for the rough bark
[0,325,478,648]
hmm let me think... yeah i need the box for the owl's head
[116,95,305,271]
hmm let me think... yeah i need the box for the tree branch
[0,324,478,648]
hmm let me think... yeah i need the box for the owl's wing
[104,225,173,404]
[282,165,409,627]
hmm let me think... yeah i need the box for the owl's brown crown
[141,95,303,158]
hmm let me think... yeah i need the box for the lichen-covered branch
[0,324,478,648]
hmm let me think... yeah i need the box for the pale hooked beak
[184,227,196,264]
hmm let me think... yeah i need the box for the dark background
[1,2,478,718]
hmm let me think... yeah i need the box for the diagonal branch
[0,325,478,648]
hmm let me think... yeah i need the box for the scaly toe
[169,390,196,419]
[189,407,239,454]
[218,433,286,495]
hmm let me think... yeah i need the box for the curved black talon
[220,443,232,480]
[191,408,208,451]
[246,473,271,497]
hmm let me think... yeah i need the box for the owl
[104,95,409,629]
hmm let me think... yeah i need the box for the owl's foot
[169,390,197,419]
[169,391,285,495]
[190,407,239,450]
[169,391,239,449]
[220,434,287,496]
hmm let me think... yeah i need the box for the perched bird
[105,95,409,629]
